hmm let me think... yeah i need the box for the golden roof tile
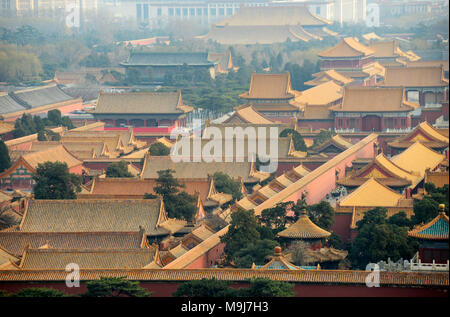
[277,209,331,239]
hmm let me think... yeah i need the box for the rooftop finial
[274,246,282,257]
[439,204,445,213]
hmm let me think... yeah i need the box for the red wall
[332,213,353,243]
[0,281,446,297]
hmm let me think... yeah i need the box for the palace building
[408,205,449,264]
[317,37,385,86]
[330,86,418,132]
[368,40,421,68]
[337,153,415,192]
[334,178,414,242]
[0,145,83,191]
[91,91,193,132]
[120,51,217,83]
[388,121,449,155]
[296,80,344,130]
[304,69,354,87]
[238,72,302,123]
[379,66,449,108]
[198,5,337,45]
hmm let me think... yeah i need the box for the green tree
[173,278,235,297]
[47,109,62,126]
[412,183,449,225]
[154,169,197,221]
[82,277,151,297]
[307,201,335,231]
[280,129,307,152]
[234,239,279,268]
[106,161,134,178]
[213,172,243,201]
[220,209,261,263]
[148,142,170,156]
[349,207,419,269]
[236,278,295,297]
[0,140,11,173]
[1,287,70,297]
[258,202,293,234]
[313,130,335,147]
[33,161,82,199]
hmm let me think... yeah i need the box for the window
[168,8,174,16]
[316,7,321,15]
[182,8,188,16]
[136,4,142,19]
[197,8,202,16]
[143,4,149,19]
[203,8,208,16]
[210,8,216,16]
[157,8,162,16]
[401,118,407,127]
[190,8,195,16]
[227,8,233,15]
[219,8,225,15]
[176,8,181,16]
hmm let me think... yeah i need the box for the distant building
[330,86,418,132]
[238,72,302,123]
[91,91,193,130]
[379,66,449,108]
[0,145,83,191]
[199,5,337,45]
[120,51,217,83]
[0,0,98,18]
[317,37,385,86]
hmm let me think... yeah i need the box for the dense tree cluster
[349,207,419,269]
[13,110,74,139]
[106,161,134,178]
[173,277,295,297]
[153,169,197,221]
[213,172,243,201]
[33,161,82,200]
[148,142,170,156]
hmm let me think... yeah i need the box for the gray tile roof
[10,85,75,109]
[0,231,146,257]
[21,248,156,269]
[0,92,26,114]
[20,199,169,236]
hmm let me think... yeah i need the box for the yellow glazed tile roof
[338,178,404,207]
[277,210,331,239]
[318,37,374,58]
[240,72,295,100]
[391,142,445,178]
[296,81,343,106]
[22,145,82,170]
[381,66,448,87]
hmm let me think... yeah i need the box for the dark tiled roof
[10,85,75,109]
[19,199,169,236]
[20,248,156,269]
[122,52,215,67]
[0,92,26,114]
[0,231,147,257]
